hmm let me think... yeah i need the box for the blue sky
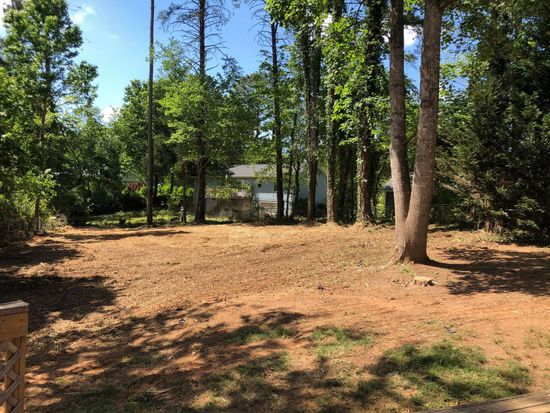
[66,1,419,121]
[1,1,419,121]
[65,0,268,120]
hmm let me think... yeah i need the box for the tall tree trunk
[357,0,384,225]
[367,148,378,220]
[389,0,412,258]
[326,82,338,223]
[181,162,188,223]
[271,21,284,222]
[337,144,351,221]
[34,102,47,233]
[357,124,376,224]
[146,0,155,227]
[286,110,298,219]
[349,146,357,221]
[325,0,344,223]
[286,149,293,219]
[195,142,207,222]
[34,51,52,233]
[153,174,159,205]
[195,0,207,223]
[371,153,386,221]
[169,172,174,194]
[301,29,322,222]
[293,156,301,218]
[395,0,443,263]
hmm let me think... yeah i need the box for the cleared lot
[1,224,549,412]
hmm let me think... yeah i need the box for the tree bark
[349,146,357,220]
[271,21,284,222]
[389,0,411,258]
[154,173,159,205]
[337,144,351,221]
[194,0,208,223]
[325,0,344,224]
[34,102,47,233]
[34,50,52,233]
[286,149,293,219]
[181,162,188,223]
[286,110,298,219]
[326,83,338,223]
[357,124,376,224]
[300,29,322,222]
[394,0,443,263]
[195,140,207,222]
[146,0,155,227]
[293,155,301,219]
[357,0,384,225]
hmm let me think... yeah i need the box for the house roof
[228,164,271,179]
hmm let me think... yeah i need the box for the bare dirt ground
[1,223,549,412]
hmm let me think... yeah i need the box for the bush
[55,189,88,225]
[155,194,169,208]
[120,189,145,211]
[0,170,55,242]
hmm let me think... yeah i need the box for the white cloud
[383,25,419,48]
[71,5,95,25]
[108,33,119,40]
[0,0,12,25]
[101,106,117,123]
[404,26,418,47]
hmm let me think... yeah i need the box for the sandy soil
[1,223,549,412]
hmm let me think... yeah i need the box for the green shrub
[120,189,145,211]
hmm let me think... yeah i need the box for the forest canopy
[0,0,548,247]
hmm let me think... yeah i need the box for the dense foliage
[0,0,548,242]
[0,0,112,238]
[439,0,550,240]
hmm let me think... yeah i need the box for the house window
[257,182,262,188]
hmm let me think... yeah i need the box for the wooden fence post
[0,301,29,413]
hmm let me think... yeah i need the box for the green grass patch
[311,327,374,358]
[358,341,531,410]
[129,387,164,409]
[226,325,295,344]
[87,210,231,228]
[87,210,177,227]
[55,385,164,413]
[196,353,290,411]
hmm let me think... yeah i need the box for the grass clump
[363,341,531,410]
[87,210,231,228]
[227,324,295,344]
[311,326,374,358]
[88,210,177,228]
[524,327,550,350]
[129,387,164,409]
[195,353,290,411]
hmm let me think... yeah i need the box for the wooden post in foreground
[0,301,29,413]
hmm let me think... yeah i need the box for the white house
[228,164,327,216]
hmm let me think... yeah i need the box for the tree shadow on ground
[26,303,367,412]
[0,241,117,331]
[0,239,80,270]
[48,228,191,243]
[429,247,549,296]
[25,302,532,413]
[350,342,530,412]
